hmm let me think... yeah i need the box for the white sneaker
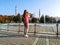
[24,35,28,38]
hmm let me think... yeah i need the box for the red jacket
[23,13,29,24]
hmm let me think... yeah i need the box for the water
[0,24,7,29]
[0,23,60,34]
[0,23,57,30]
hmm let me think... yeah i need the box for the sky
[0,0,60,17]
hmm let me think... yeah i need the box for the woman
[23,10,30,37]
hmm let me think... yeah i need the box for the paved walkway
[0,30,60,45]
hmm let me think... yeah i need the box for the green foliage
[39,15,44,23]
[13,13,22,23]
[45,15,51,23]
[39,15,56,23]
[31,18,37,23]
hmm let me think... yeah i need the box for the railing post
[34,23,36,35]
[7,23,9,31]
[56,23,58,37]
[18,23,20,33]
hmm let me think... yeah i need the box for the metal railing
[0,23,60,37]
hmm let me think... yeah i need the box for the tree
[45,15,50,23]
[13,13,22,23]
[31,18,37,23]
[39,15,44,23]
[17,13,22,23]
